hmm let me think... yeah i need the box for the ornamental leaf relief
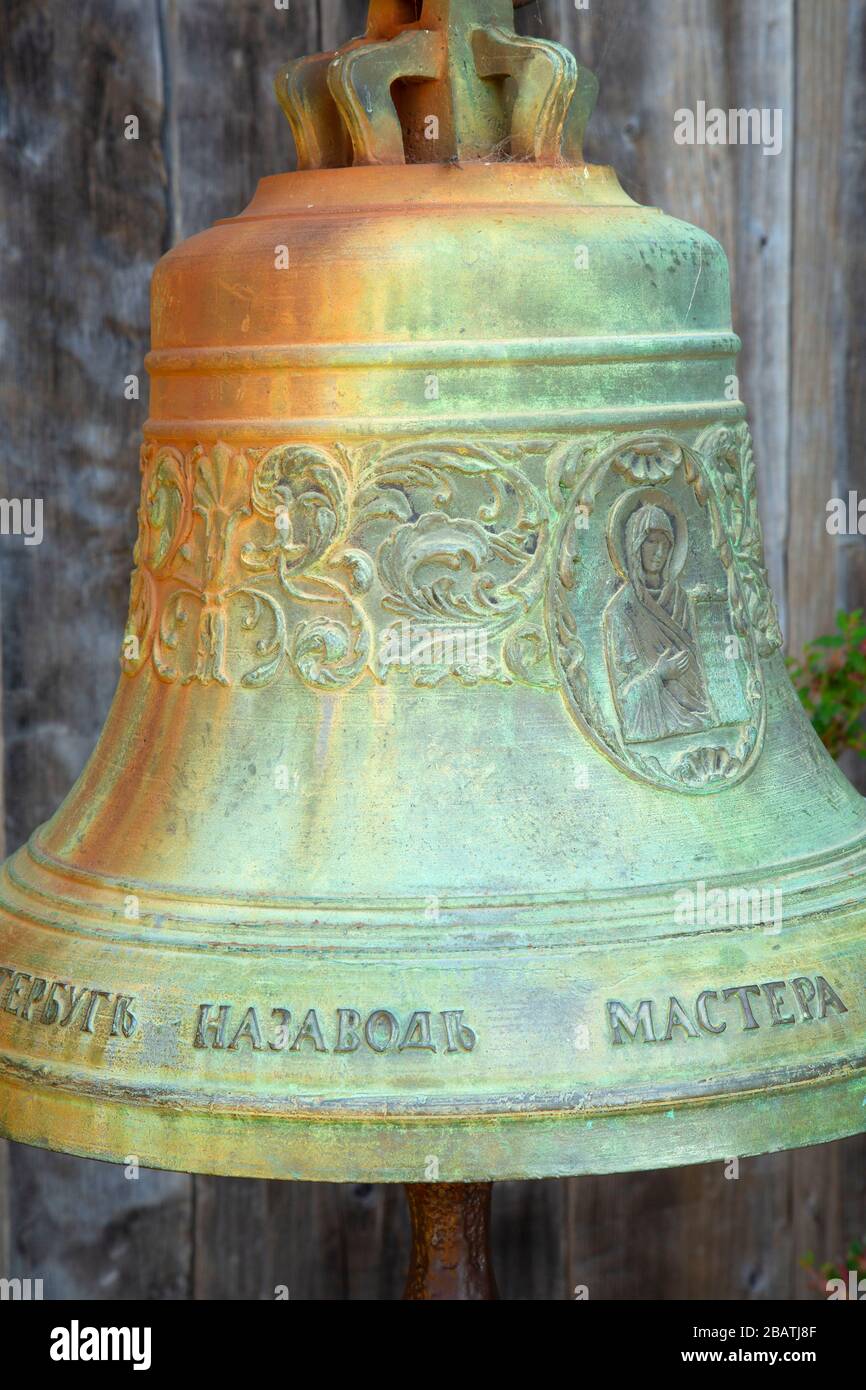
[694,422,783,658]
[122,426,782,728]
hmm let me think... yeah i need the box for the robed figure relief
[604,498,714,743]
[550,432,771,792]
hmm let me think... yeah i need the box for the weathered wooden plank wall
[0,0,863,1300]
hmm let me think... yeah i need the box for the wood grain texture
[193,1180,409,1301]
[721,1,794,639]
[494,1177,568,1300]
[566,1154,793,1301]
[321,0,370,52]
[0,0,863,1301]
[839,1,866,618]
[837,0,866,798]
[786,0,848,655]
[157,0,318,239]
[6,1150,191,1300]
[0,1138,7,1283]
[0,0,162,847]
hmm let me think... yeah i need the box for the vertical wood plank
[328,1182,408,1301]
[786,0,848,654]
[0,1141,7,1282]
[723,1,794,637]
[492,1179,568,1300]
[0,0,193,1300]
[837,1133,866,1277]
[570,1155,794,1301]
[7,1151,192,1300]
[193,1180,410,1301]
[321,0,370,52]
[790,1136,866,1297]
[159,0,319,241]
[836,0,866,801]
[838,0,866,619]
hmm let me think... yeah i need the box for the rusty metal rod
[403,1182,499,1300]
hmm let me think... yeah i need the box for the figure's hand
[655,645,690,680]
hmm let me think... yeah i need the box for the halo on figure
[606,487,688,582]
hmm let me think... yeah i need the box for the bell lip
[1,1064,863,1182]
[1,1039,865,1118]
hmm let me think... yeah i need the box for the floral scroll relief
[240,444,370,690]
[350,440,551,684]
[123,438,552,691]
[124,442,370,691]
[123,444,191,676]
[695,421,783,659]
[122,426,780,719]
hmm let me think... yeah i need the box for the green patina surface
[0,0,863,1180]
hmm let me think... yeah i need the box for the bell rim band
[2,1046,864,1122]
[1,1064,864,1183]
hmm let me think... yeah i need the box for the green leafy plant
[787,609,866,760]
[800,1238,865,1298]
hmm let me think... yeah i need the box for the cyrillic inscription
[0,964,138,1039]
[607,974,848,1044]
[193,1004,477,1055]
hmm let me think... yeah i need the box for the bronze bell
[0,0,864,1233]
